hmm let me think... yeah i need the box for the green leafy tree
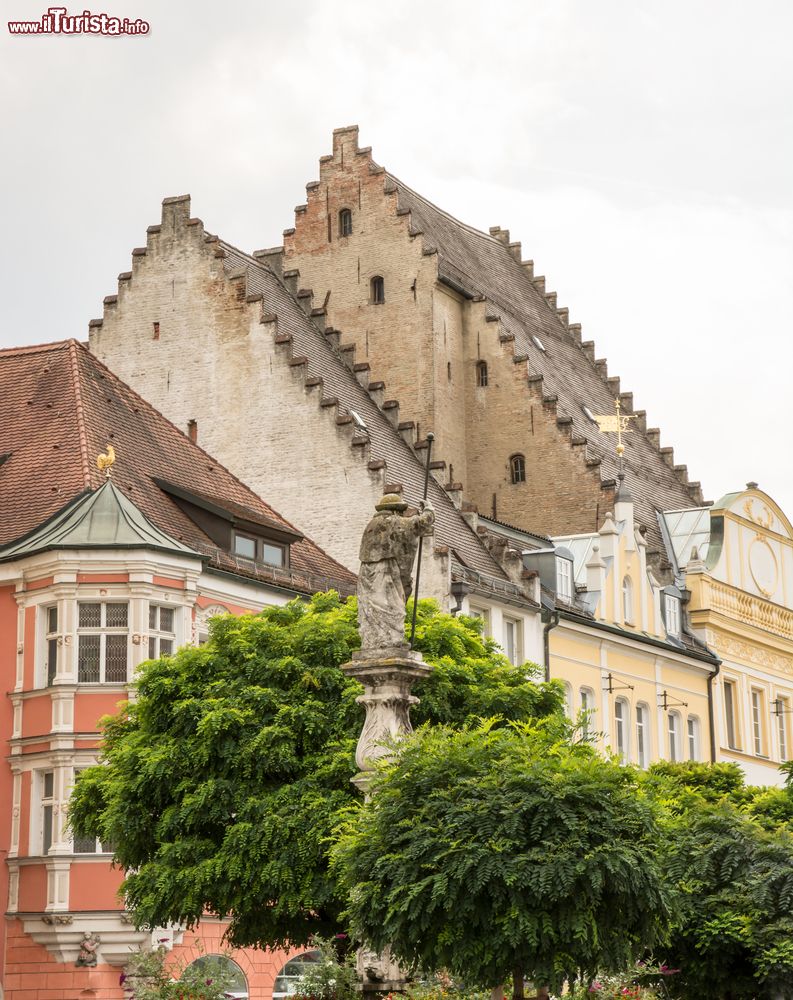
[646,762,793,999]
[69,593,564,950]
[332,720,671,997]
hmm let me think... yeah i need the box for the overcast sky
[2,0,792,518]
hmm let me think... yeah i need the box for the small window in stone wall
[370,275,385,304]
[476,361,488,387]
[339,208,353,236]
[510,454,526,484]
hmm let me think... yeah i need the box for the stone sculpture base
[341,645,432,993]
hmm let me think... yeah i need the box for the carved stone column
[341,644,431,993]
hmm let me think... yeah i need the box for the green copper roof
[0,480,198,562]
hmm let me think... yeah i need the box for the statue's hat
[376,493,408,512]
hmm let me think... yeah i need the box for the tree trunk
[513,967,525,1000]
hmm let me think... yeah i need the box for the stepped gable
[0,340,355,593]
[385,173,701,549]
[217,241,509,582]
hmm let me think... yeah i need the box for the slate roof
[218,241,510,582]
[384,173,701,556]
[0,479,194,561]
[0,340,356,595]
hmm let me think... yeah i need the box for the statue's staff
[409,432,434,648]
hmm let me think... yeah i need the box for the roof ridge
[68,339,93,489]
[0,338,79,358]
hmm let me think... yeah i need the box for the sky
[2,0,792,516]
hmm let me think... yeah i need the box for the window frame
[338,208,353,237]
[273,951,321,1000]
[556,555,573,603]
[687,716,700,761]
[502,616,522,665]
[44,604,59,686]
[476,360,488,387]
[579,686,596,737]
[76,601,129,684]
[41,769,55,856]
[614,697,629,762]
[723,678,739,750]
[635,703,649,768]
[664,592,681,637]
[232,531,287,569]
[668,711,681,762]
[777,697,790,761]
[622,575,634,625]
[509,453,526,484]
[184,955,249,999]
[751,688,767,756]
[148,604,177,660]
[370,275,385,305]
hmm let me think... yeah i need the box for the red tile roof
[0,340,356,594]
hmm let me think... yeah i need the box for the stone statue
[75,930,99,967]
[357,493,435,652]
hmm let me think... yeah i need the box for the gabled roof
[385,173,702,556]
[0,479,195,562]
[217,241,510,582]
[0,340,355,594]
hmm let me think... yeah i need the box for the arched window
[339,208,353,236]
[687,716,700,760]
[510,454,526,484]
[562,681,574,720]
[273,951,322,999]
[622,575,634,624]
[668,711,681,762]
[635,703,649,768]
[183,956,248,999]
[370,275,385,304]
[614,698,629,762]
[476,360,488,387]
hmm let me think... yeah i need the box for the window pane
[73,835,98,854]
[105,635,128,683]
[78,635,101,682]
[43,804,53,854]
[159,607,174,633]
[148,637,157,660]
[149,605,158,630]
[636,707,646,767]
[262,543,284,568]
[779,706,788,760]
[47,638,58,685]
[106,603,128,628]
[234,535,256,559]
[160,639,173,656]
[724,681,737,748]
[79,603,101,628]
[43,772,54,797]
[47,606,58,633]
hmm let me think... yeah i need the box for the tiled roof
[0,340,356,594]
[218,241,509,581]
[385,173,701,556]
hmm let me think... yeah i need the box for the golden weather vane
[593,398,635,458]
[96,443,116,479]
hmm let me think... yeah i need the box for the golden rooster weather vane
[96,443,116,479]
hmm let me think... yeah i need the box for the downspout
[707,658,722,763]
[542,610,560,683]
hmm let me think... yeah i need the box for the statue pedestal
[341,645,431,993]
[341,646,432,787]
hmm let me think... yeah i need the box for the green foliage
[403,970,495,1000]
[332,720,670,994]
[290,935,358,1000]
[121,948,238,1000]
[69,594,561,950]
[647,762,793,999]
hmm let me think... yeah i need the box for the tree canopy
[69,593,564,949]
[332,720,671,996]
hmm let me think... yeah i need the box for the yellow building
[661,486,793,786]
[488,483,719,766]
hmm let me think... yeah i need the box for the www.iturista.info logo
[8,7,149,34]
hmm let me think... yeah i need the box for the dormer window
[510,454,526,484]
[556,553,573,603]
[233,532,286,568]
[370,275,385,304]
[339,208,353,237]
[664,590,681,636]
